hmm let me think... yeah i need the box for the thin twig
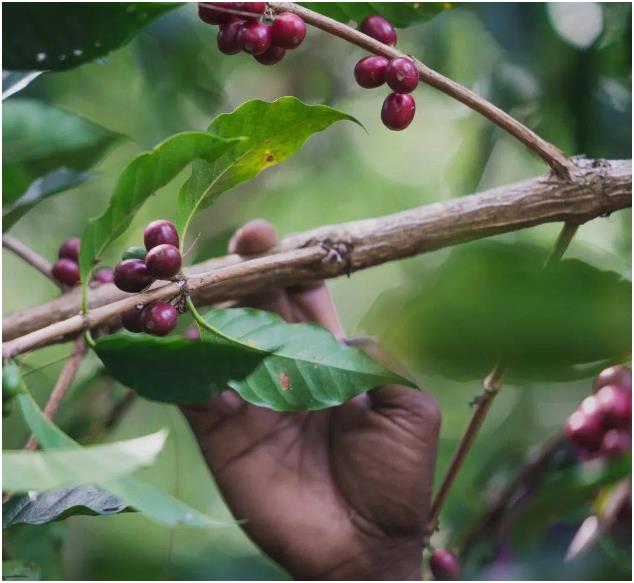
[2,234,63,289]
[24,336,87,451]
[270,2,575,179]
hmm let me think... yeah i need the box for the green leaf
[3,360,25,400]
[301,2,457,28]
[363,242,632,382]
[2,560,41,581]
[95,308,410,411]
[3,3,183,71]
[177,97,360,239]
[3,430,167,493]
[3,486,130,528]
[3,168,91,231]
[15,391,230,528]
[78,131,240,297]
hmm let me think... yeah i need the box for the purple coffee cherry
[234,2,266,19]
[121,305,145,333]
[271,12,307,49]
[237,20,272,55]
[354,55,389,88]
[601,428,631,458]
[597,385,632,429]
[145,244,182,280]
[141,302,179,336]
[595,365,632,393]
[198,2,235,25]
[430,549,461,581]
[144,219,180,251]
[93,268,114,284]
[113,259,154,293]
[360,14,397,46]
[218,17,245,54]
[381,92,416,130]
[183,326,201,340]
[52,258,80,286]
[58,237,80,261]
[565,409,604,451]
[385,57,419,93]
[254,45,286,64]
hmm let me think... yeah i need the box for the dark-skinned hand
[181,220,441,580]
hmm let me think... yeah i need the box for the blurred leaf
[2,2,183,71]
[303,2,457,28]
[177,97,360,239]
[3,168,91,232]
[15,391,230,527]
[2,560,41,581]
[95,308,409,411]
[3,430,167,493]
[363,242,632,382]
[3,486,130,528]
[78,131,240,295]
[2,70,41,100]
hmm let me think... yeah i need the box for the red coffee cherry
[145,244,182,280]
[113,259,154,293]
[601,428,631,458]
[144,219,179,251]
[237,21,272,55]
[271,13,307,49]
[121,305,144,333]
[596,385,632,429]
[430,549,461,581]
[93,268,114,284]
[385,57,419,93]
[52,258,80,286]
[255,45,286,64]
[381,92,416,130]
[235,2,266,19]
[360,14,397,46]
[565,410,604,451]
[58,237,80,261]
[354,55,389,88]
[141,302,179,336]
[595,365,632,393]
[218,17,245,54]
[198,2,235,25]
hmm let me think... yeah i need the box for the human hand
[182,220,441,580]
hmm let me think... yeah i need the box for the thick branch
[3,158,631,356]
[271,2,575,178]
[2,234,63,289]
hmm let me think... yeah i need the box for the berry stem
[2,234,64,290]
[426,221,579,534]
[269,2,575,179]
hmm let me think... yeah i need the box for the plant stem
[426,220,580,534]
[2,234,63,290]
[271,2,575,179]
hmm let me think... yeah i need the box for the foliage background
[2,2,632,580]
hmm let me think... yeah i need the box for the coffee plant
[2,2,631,581]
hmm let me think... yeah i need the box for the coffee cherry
[218,17,245,54]
[121,305,144,333]
[145,244,182,279]
[565,410,604,451]
[381,92,416,130]
[386,57,419,93]
[183,326,201,340]
[254,45,286,64]
[144,219,179,251]
[354,55,389,88]
[595,365,632,393]
[235,2,266,19]
[58,237,80,261]
[93,268,114,284]
[360,14,397,46]
[237,21,272,55]
[52,258,80,286]
[198,2,235,25]
[122,246,147,261]
[271,13,306,49]
[113,259,153,293]
[597,385,632,429]
[601,429,631,457]
[141,302,179,336]
[429,549,461,581]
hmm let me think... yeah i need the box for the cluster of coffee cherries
[198,3,307,65]
[564,365,632,460]
[114,220,183,337]
[354,15,418,131]
[430,548,461,580]
[52,238,113,287]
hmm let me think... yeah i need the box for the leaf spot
[279,372,290,391]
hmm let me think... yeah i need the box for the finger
[286,282,345,338]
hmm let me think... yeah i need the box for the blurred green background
[3,2,631,580]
